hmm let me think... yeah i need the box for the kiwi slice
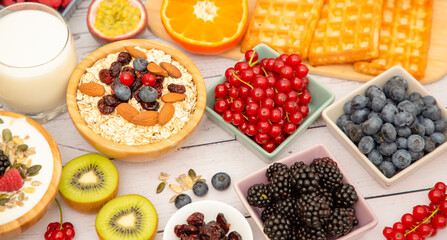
[95,194,158,240]
[59,153,119,214]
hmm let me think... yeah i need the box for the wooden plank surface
[146,0,447,84]
[4,0,447,239]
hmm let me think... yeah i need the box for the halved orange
[161,0,249,55]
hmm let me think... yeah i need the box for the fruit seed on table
[184,176,193,189]
[169,184,183,194]
[188,169,196,179]
[17,144,28,152]
[2,129,12,142]
[26,165,42,176]
[156,182,165,194]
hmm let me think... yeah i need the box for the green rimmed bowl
[205,44,335,162]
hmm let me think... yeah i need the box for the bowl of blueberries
[322,66,447,187]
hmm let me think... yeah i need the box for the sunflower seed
[188,169,196,179]
[193,175,202,182]
[184,176,193,189]
[5,202,14,208]
[17,201,24,207]
[169,195,178,203]
[2,129,12,142]
[17,144,28,151]
[169,184,183,194]
[22,187,35,194]
[160,172,169,177]
[158,175,169,182]
[0,206,4,212]
[31,181,41,186]
[156,182,165,194]
[26,165,41,176]
[18,192,24,201]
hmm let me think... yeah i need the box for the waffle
[354,0,433,80]
[240,0,325,59]
[308,0,383,66]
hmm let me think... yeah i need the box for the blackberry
[295,226,328,240]
[311,157,343,191]
[296,192,331,229]
[247,183,272,208]
[325,207,358,237]
[263,213,292,240]
[269,169,292,200]
[334,184,358,207]
[274,197,298,221]
[261,204,276,223]
[266,162,288,182]
[289,161,320,194]
[0,150,10,177]
[315,187,334,208]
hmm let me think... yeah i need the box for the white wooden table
[10,0,447,239]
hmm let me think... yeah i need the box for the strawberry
[0,168,24,192]
[38,0,62,9]
[61,0,71,8]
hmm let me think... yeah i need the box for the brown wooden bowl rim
[0,111,62,238]
[66,39,207,155]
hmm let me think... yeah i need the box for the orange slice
[161,0,249,54]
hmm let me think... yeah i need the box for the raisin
[154,82,163,98]
[133,89,141,102]
[103,95,121,107]
[168,84,186,94]
[117,52,131,65]
[228,231,242,240]
[109,61,122,77]
[216,213,229,234]
[155,75,164,83]
[130,78,142,92]
[97,99,115,114]
[99,69,113,85]
[187,212,204,227]
[141,101,159,111]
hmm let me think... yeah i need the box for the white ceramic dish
[163,200,253,240]
[322,66,447,188]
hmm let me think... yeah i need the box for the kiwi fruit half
[95,194,158,240]
[59,153,119,214]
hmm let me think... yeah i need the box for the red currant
[266,75,277,87]
[295,64,309,78]
[270,108,283,123]
[273,134,285,145]
[290,112,303,125]
[247,114,258,123]
[299,105,309,118]
[273,60,286,73]
[235,61,250,71]
[270,124,282,138]
[246,124,257,136]
[302,77,309,88]
[231,99,245,112]
[383,227,394,239]
[406,232,422,240]
[45,231,53,240]
[258,107,271,121]
[119,71,134,86]
[50,230,65,240]
[432,214,447,229]
[262,141,276,153]
[401,213,415,229]
[278,54,289,62]
[286,54,301,68]
[47,222,61,232]
[265,88,275,98]
[232,112,244,125]
[434,182,447,192]
[276,78,292,93]
[393,222,406,233]
[439,200,447,215]
[246,102,259,116]
[283,122,296,135]
[245,50,259,63]
[417,223,436,237]
[390,231,404,240]
[228,73,242,87]
[429,201,439,211]
[287,90,299,103]
[255,132,269,144]
[429,188,445,204]
[279,65,294,79]
[265,58,276,71]
[223,110,233,122]
[239,85,251,98]
[260,58,269,68]
[214,84,228,98]
[252,65,261,75]
[214,99,229,113]
[142,73,156,87]
[262,98,275,109]
[251,87,266,101]
[241,69,255,82]
[413,205,429,221]
[238,121,249,133]
[257,120,271,133]
[274,92,288,106]
[291,76,304,90]
[300,91,312,105]
[285,101,298,114]
[225,68,235,79]
[253,76,268,89]
[228,87,239,99]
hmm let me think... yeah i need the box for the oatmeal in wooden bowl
[66,39,206,162]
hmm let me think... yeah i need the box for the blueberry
[372,95,387,112]
[389,86,406,102]
[397,127,412,138]
[379,142,397,156]
[393,112,413,127]
[361,117,383,135]
[368,149,383,165]
[407,135,425,152]
[342,121,355,135]
[396,137,408,149]
[351,95,368,109]
[336,114,350,129]
[114,84,131,101]
[424,136,436,152]
[366,85,382,98]
[422,105,442,121]
[390,76,408,90]
[386,99,396,106]
[381,104,397,123]
[343,101,354,114]
[392,149,412,170]
[368,88,386,101]
[368,111,381,119]
[139,86,158,103]
[422,96,437,106]
[211,172,231,191]
[435,119,447,132]
[409,150,424,162]
[379,161,396,178]
[350,108,370,123]
[192,181,209,197]
[420,118,435,136]
[430,132,445,146]
[175,194,192,209]
[397,100,417,118]
[133,57,148,72]
[358,136,375,154]
[408,92,422,102]
[381,123,397,142]
[349,124,365,143]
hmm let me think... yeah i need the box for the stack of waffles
[241,0,434,80]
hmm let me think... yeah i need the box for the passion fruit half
[87,0,147,41]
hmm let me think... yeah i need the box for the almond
[147,62,168,77]
[158,103,175,126]
[124,46,146,59]
[116,103,139,122]
[79,82,105,96]
[131,111,158,126]
[160,62,182,78]
[161,93,187,103]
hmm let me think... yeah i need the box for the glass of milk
[0,3,77,123]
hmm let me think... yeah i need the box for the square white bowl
[234,144,378,240]
[322,66,447,188]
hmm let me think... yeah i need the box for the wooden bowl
[0,111,62,240]
[66,39,206,162]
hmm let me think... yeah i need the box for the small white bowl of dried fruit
[0,111,62,240]
[67,39,206,162]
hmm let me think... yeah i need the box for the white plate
[163,200,253,240]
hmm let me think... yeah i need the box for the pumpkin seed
[0,198,9,206]
[0,194,8,200]
[156,182,165,194]
[17,167,26,179]
[0,118,3,124]
[2,129,12,142]
[188,169,196,179]
[26,165,42,176]
[17,144,28,151]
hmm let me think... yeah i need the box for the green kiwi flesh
[59,153,118,204]
[95,194,158,240]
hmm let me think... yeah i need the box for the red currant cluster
[383,182,447,240]
[45,199,75,240]
[213,50,311,152]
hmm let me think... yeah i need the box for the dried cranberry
[155,75,164,83]
[182,235,199,240]
[97,99,115,114]
[168,84,186,93]
[109,61,122,77]
[174,224,186,238]
[130,78,142,92]
[99,69,113,85]
[141,101,159,111]
[206,221,225,238]
[154,82,163,98]
[133,89,141,102]
[187,212,204,227]
[216,213,229,234]
[122,66,136,76]
[184,224,199,235]
[103,95,121,107]
[228,231,242,240]
[117,52,131,65]
[199,225,221,240]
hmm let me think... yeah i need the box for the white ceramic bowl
[163,200,253,240]
[322,66,447,187]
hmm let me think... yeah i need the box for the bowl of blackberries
[322,66,447,187]
[234,144,378,240]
